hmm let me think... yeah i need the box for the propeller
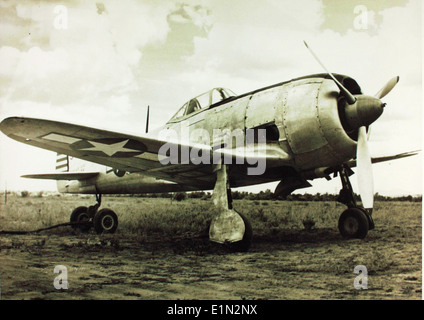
[357,126,373,209]
[367,76,399,141]
[304,41,356,105]
[304,41,399,212]
[375,76,400,99]
[145,105,150,134]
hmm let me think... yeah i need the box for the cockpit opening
[168,88,236,122]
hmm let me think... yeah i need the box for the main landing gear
[209,164,253,251]
[336,164,374,239]
[70,193,118,234]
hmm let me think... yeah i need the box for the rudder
[56,153,69,172]
[56,153,69,192]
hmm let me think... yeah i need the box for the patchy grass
[0,194,421,242]
[0,194,421,300]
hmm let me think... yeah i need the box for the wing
[21,172,100,180]
[1,117,291,189]
[347,150,420,168]
[0,117,215,189]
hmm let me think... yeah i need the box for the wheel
[338,208,369,239]
[93,208,118,234]
[226,212,253,252]
[70,206,91,233]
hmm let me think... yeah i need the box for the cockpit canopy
[168,88,236,122]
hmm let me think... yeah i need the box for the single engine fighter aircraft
[0,42,418,250]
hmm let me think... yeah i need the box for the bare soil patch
[0,197,421,300]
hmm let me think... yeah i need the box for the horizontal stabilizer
[22,172,99,180]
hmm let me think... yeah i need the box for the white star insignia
[81,139,139,156]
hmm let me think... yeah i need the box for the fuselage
[157,73,359,174]
[60,73,362,194]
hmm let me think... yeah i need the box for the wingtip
[0,117,13,133]
[1,116,23,125]
[0,117,24,134]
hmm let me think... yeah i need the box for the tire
[227,212,253,252]
[338,208,369,239]
[70,206,91,233]
[93,208,118,234]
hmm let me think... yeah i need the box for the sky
[0,0,422,196]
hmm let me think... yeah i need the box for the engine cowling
[276,76,358,170]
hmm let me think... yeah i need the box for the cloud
[0,0,173,123]
[178,0,420,119]
[96,2,107,15]
[168,3,212,30]
[320,0,410,35]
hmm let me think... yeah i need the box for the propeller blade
[367,126,371,141]
[304,41,357,105]
[357,126,374,209]
[374,76,399,99]
[145,105,150,134]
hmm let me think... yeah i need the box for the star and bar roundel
[41,133,148,158]
[70,138,147,157]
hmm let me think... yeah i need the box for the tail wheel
[338,207,369,239]
[70,206,91,233]
[93,208,118,234]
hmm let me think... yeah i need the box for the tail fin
[56,153,69,172]
[54,153,104,193]
[56,153,69,192]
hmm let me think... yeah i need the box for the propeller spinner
[304,41,399,211]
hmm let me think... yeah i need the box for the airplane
[0,42,418,251]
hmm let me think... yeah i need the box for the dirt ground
[0,222,421,300]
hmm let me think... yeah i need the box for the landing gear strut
[336,164,374,239]
[69,192,118,234]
